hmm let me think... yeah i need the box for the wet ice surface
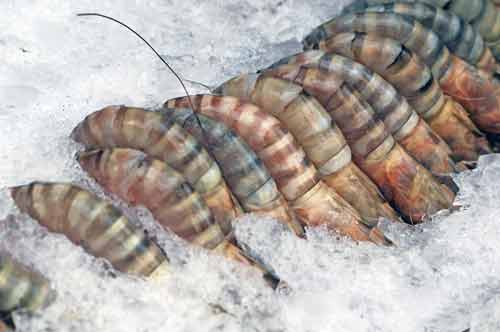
[1,0,500,331]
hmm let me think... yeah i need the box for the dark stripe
[60,185,82,235]
[472,0,487,24]
[112,107,127,147]
[417,75,434,94]
[303,26,327,50]
[447,17,466,51]
[387,47,408,71]
[174,132,205,169]
[426,36,445,67]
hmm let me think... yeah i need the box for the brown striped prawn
[316,33,492,162]
[343,0,500,61]
[165,94,392,245]
[11,182,169,277]
[76,147,283,286]
[341,1,499,73]
[158,107,305,237]
[214,74,400,225]
[71,106,241,236]
[303,11,500,135]
[222,69,456,223]
[0,253,54,329]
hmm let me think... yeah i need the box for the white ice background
[1,0,499,331]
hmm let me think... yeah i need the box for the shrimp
[166,94,392,245]
[303,11,500,134]
[320,32,492,161]
[264,53,459,174]
[342,1,498,72]
[71,106,240,236]
[214,74,400,225]
[256,65,456,223]
[76,148,282,286]
[11,182,169,277]
[0,253,54,318]
[77,148,225,249]
[159,108,305,237]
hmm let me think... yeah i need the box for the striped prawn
[11,182,170,278]
[262,54,456,175]
[214,74,400,225]
[158,107,305,237]
[0,253,54,330]
[220,68,456,223]
[76,147,283,286]
[341,1,499,73]
[303,11,500,134]
[315,33,492,161]
[165,94,392,244]
[71,106,241,236]
[342,0,500,61]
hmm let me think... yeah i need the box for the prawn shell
[0,253,54,313]
[218,73,399,223]
[304,11,500,134]
[355,2,498,73]
[358,137,455,223]
[71,106,239,235]
[272,53,457,174]
[77,148,225,249]
[317,33,492,160]
[166,95,391,244]
[341,0,500,61]
[305,12,452,79]
[11,182,168,276]
[160,108,304,237]
[323,81,455,222]
[264,61,455,221]
[440,55,500,134]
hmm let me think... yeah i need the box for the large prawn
[342,1,499,73]
[71,106,241,236]
[264,54,463,172]
[11,182,169,278]
[303,11,500,134]
[159,107,305,237]
[342,0,500,61]
[77,147,283,286]
[317,33,492,162]
[165,94,392,244]
[214,74,399,225]
[0,253,54,329]
[245,67,456,223]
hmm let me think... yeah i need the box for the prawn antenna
[76,13,209,141]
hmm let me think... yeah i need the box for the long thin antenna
[76,13,205,133]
